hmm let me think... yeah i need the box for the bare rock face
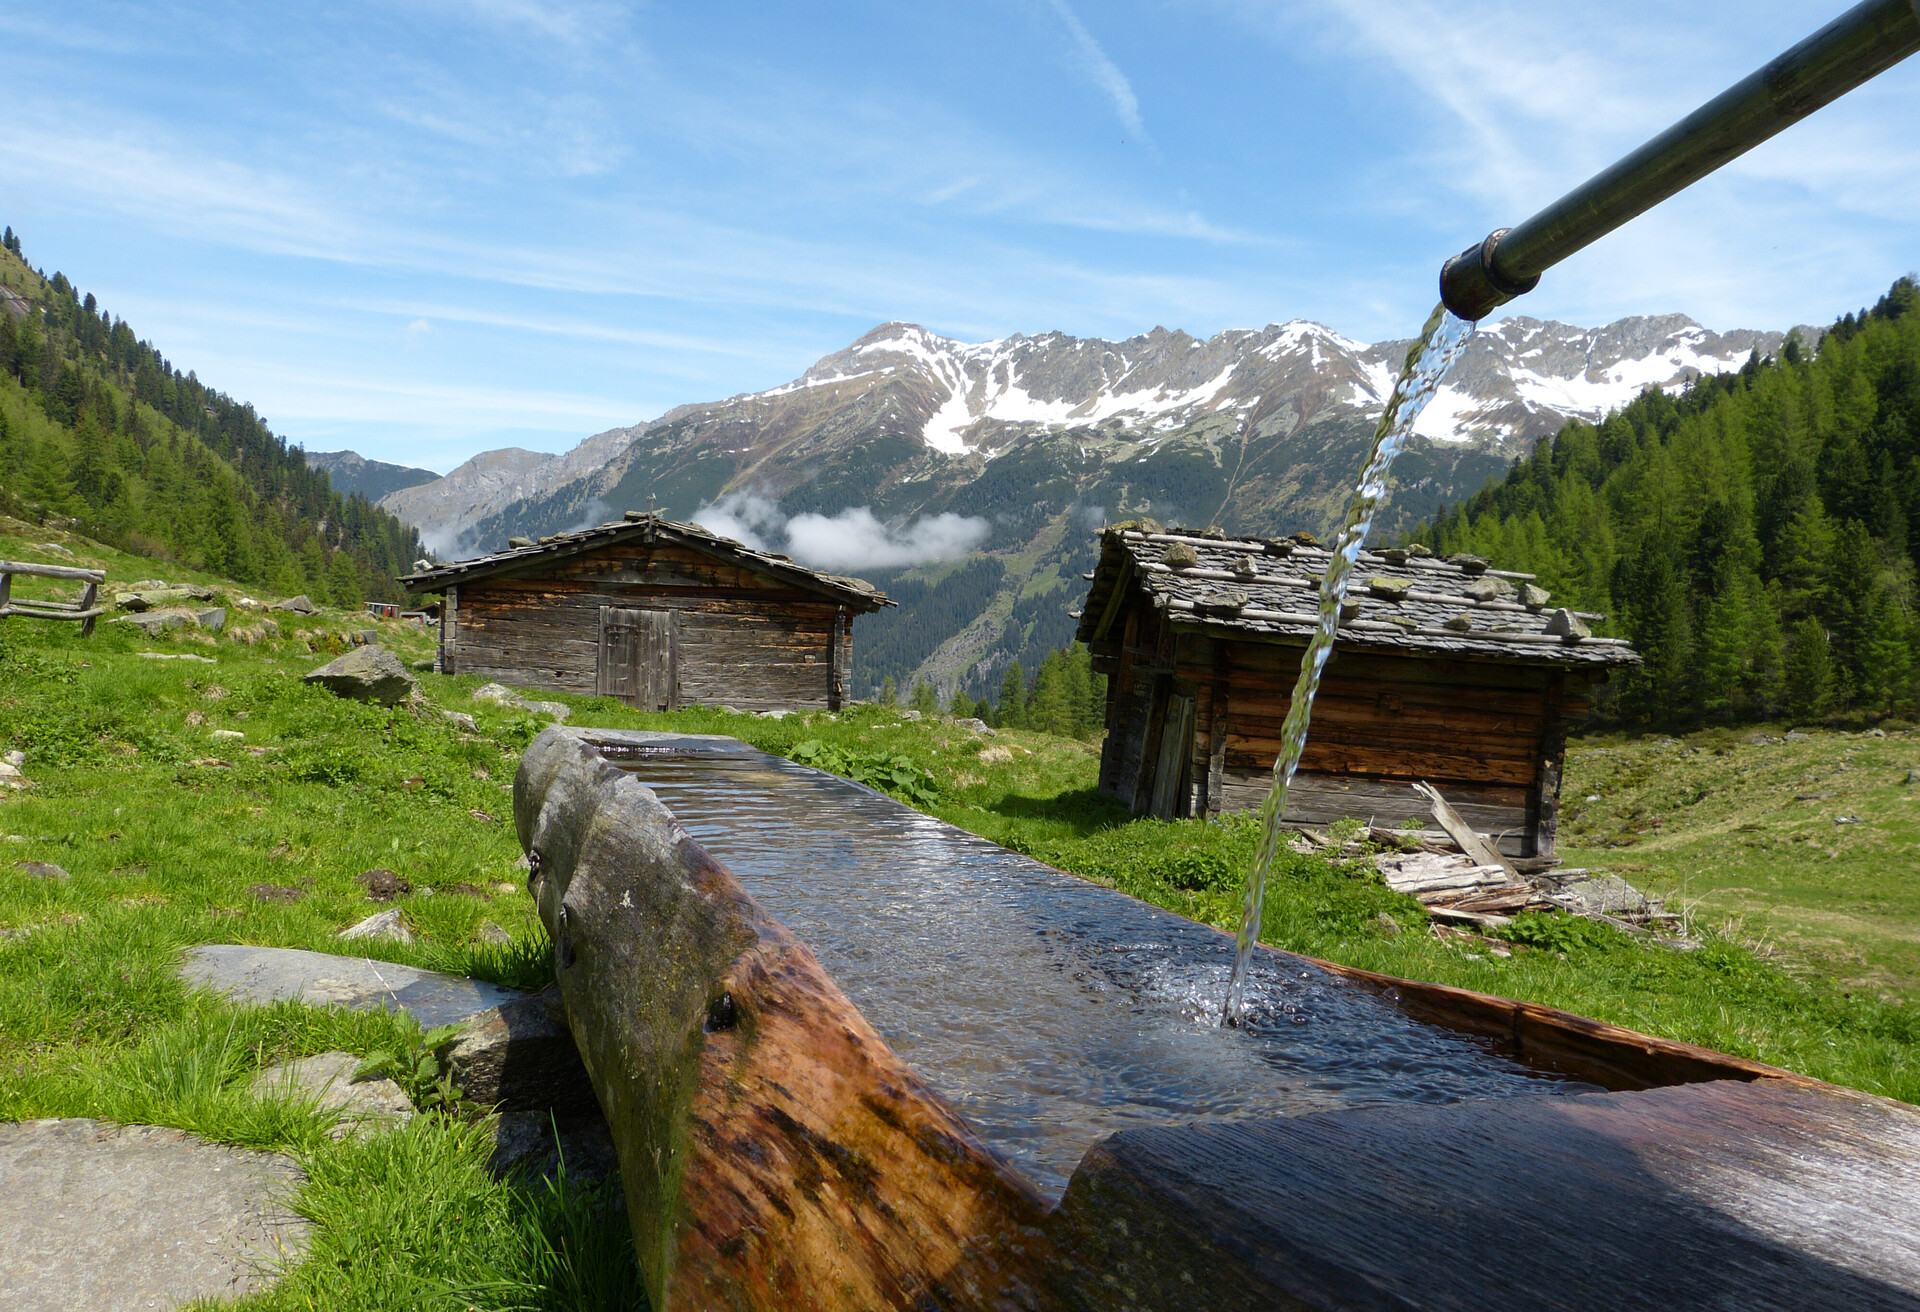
[0,1118,308,1312]
[304,645,418,706]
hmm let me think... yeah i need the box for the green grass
[5,517,1920,1307]
[1556,725,1920,1003]
[0,518,642,1310]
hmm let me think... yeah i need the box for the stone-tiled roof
[398,513,892,610]
[1076,527,1637,667]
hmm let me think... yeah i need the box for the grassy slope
[0,520,642,1310]
[1558,727,1920,1002]
[4,521,1919,1307]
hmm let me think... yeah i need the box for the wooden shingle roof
[1076,527,1637,667]
[399,512,892,611]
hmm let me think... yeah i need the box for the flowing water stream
[1222,303,1477,1024]
[612,739,1595,1198]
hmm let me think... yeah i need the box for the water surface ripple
[616,743,1598,1198]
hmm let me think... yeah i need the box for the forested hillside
[0,229,421,603]
[1421,277,1919,725]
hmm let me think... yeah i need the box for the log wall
[1092,603,1598,856]
[443,542,852,712]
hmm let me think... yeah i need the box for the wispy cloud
[1046,0,1147,141]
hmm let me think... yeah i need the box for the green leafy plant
[356,1022,467,1113]
[787,738,939,806]
[1498,909,1629,955]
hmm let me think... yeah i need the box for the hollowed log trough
[517,727,1920,1311]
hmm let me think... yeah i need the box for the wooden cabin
[400,512,891,712]
[1075,526,1640,857]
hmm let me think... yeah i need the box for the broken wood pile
[1292,778,1685,937]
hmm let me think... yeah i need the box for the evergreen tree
[878,675,897,707]
[948,689,976,720]
[1783,618,1837,723]
[993,661,1027,729]
[1028,650,1077,738]
[909,678,939,714]
[326,550,364,610]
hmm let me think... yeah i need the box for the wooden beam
[1089,556,1133,642]
[0,559,108,583]
[1412,781,1517,876]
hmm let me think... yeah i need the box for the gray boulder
[1545,608,1593,641]
[304,646,417,706]
[195,607,227,634]
[272,595,317,614]
[110,609,196,635]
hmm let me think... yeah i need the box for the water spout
[1442,0,1920,320]
[1222,303,1475,1026]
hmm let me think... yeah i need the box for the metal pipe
[1441,0,1920,321]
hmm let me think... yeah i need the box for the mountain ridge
[378,310,1800,697]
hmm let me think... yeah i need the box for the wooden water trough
[515,726,1920,1311]
[0,559,106,635]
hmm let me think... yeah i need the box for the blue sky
[4,1,1918,472]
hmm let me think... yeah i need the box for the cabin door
[1148,693,1195,819]
[598,607,678,710]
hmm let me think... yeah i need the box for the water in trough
[612,739,1596,1199]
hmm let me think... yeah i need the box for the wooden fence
[0,560,108,636]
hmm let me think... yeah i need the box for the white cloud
[785,508,992,571]
[1046,0,1147,141]
[692,492,991,570]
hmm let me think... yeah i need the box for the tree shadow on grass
[984,787,1135,838]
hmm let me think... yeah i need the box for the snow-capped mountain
[377,310,1796,695]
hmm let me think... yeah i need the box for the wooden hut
[401,512,891,712]
[1075,526,1640,857]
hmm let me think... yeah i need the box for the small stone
[1196,588,1250,616]
[508,536,535,548]
[1867,727,1886,738]
[477,921,513,946]
[1796,792,1832,801]
[517,699,571,721]
[272,595,317,614]
[1448,553,1490,574]
[249,883,306,904]
[14,861,69,880]
[1162,542,1200,570]
[357,869,411,902]
[1444,613,1474,632]
[897,709,921,721]
[956,718,994,735]
[1289,531,1322,547]
[1544,608,1591,641]
[413,558,433,572]
[1586,794,1601,803]
[469,809,497,824]
[1377,548,1409,565]
[1375,912,1401,937]
[1834,814,1861,825]
[1408,543,1432,558]
[1338,599,1363,622]
[496,882,518,895]
[1463,576,1513,603]
[338,908,412,943]
[210,728,245,740]
[3,751,23,767]
[1367,576,1411,602]
[249,1052,414,1140]
[442,882,488,898]
[1519,582,1551,609]
[1907,769,1919,786]
[1232,555,1259,579]
[448,989,594,1114]
[194,607,227,633]
[472,683,519,705]
[304,646,418,706]
[1785,730,1810,741]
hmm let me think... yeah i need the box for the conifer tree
[909,678,939,714]
[994,661,1026,729]
[878,675,897,707]
[1783,618,1836,723]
